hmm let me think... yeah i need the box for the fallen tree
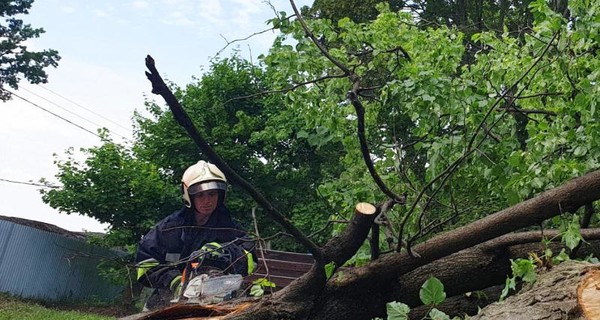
[128,1,600,318]
[236,170,600,320]
[136,53,600,319]
[122,171,600,319]
[404,231,600,318]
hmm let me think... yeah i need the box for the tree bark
[471,261,596,319]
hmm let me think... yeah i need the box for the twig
[223,73,347,105]
[216,27,275,57]
[251,207,270,280]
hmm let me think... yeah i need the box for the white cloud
[196,0,226,28]
[59,5,76,14]
[131,0,149,9]
[161,11,195,26]
[93,9,109,17]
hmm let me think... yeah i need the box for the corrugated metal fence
[0,219,124,302]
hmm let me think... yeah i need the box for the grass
[0,293,117,320]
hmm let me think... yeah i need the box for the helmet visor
[188,181,227,195]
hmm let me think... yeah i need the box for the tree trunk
[471,261,596,319]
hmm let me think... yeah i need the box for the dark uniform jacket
[135,204,254,289]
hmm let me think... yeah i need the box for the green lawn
[0,293,116,320]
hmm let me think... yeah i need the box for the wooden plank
[243,249,316,289]
[257,249,314,264]
[256,259,312,274]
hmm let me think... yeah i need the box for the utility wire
[4,88,104,139]
[0,177,59,189]
[19,86,130,140]
[36,84,131,132]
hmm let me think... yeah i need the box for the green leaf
[297,130,309,138]
[252,277,276,288]
[429,308,451,320]
[511,258,537,283]
[325,261,336,279]
[386,301,410,320]
[500,276,516,301]
[422,94,435,102]
[551,248,571,264]
[250,284,264,297]
[573,146,588,157]
[420,277,446,305]
[562,215,582,250]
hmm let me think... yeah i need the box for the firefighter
[135,161,255,310]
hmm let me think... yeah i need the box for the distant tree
[0,0,60,101]
[40,133,180,246]
[308,0,405,23]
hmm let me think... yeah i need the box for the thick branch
[230,203,378,320]
[144,55,323,262]
[397,229,600,308]
[278,203,377,297]
[321,203,378,266]
[310,226,600,320]
[337,168,600,290]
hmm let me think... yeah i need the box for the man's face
[192,190,219,224]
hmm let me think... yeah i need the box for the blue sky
[0,0,311,232]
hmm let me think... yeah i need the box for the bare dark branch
[144,55,324,263]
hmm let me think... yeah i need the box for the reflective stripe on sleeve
[136,258,159,280]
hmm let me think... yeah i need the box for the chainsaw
[172,265,244,305]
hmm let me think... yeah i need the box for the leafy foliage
[308,0,405,23]
[560,214,583,250]
[378,278,453,319]
[41,132,180,245]
[0,0,60,100]
[262,0,600,255]
[501,257,537,300]
[249,278,276,297]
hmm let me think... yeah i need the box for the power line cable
[4,88,104,139]
[0,177,59,189]
[35,84,131,132]
[19,86,129,140]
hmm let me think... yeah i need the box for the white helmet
[181,161,227,208]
